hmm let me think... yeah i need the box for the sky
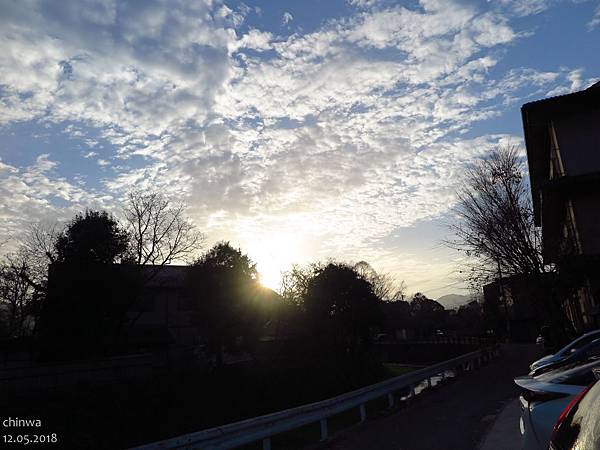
[0,0,599,299]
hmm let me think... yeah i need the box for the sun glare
[245,232,306,292]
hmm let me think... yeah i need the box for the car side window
[570,335,600,352]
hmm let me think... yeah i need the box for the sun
[244,231,306,292]
[259,263,284,291]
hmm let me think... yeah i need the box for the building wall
[555,110,600,176]
[482,276,542,343]
[128,286,199,347]
[573,193,600,255]
[523,87,600,334]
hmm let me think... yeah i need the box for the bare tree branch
[447,146,545,287]
[123,191,205,267]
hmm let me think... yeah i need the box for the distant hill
[436,294,470,310]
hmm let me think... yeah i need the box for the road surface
[325,344,540,450]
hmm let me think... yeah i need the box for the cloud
[589,2,600,29]
[0,0,237,138]
[0,0,592,292]
[348,0,380,7]
[235,29,274,52]
[497,0,551,16]
[282,12,293,25]
[0,155,108,243]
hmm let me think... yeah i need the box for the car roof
[564,337,600,358]
[576,330,600,339]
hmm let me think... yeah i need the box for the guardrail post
[262,437,271,450]
[320,418,328,441]
[387,393,395,409]
[360,403,367,422]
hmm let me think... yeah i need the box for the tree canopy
[304,262,381,351]
[55,210,129,265]
[187,242,261,366]
[410,293,445,338]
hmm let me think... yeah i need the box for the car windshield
[559,332,600,355]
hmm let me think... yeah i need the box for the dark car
[549,370,600,450]
[529,336,600,377]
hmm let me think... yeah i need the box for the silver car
[530,330,600,373]
[515,358,600,450]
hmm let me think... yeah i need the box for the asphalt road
[325,344,541,450]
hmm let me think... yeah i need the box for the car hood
[530,354,558,370]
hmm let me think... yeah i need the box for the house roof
[521,81,600,225]
[48,262,193,290]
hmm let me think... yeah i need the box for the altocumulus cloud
[0,0,597,292]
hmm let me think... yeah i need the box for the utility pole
[496,259,511,342]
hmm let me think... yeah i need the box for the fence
[131,345,500,450]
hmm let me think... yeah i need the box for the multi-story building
[522,81,600,331]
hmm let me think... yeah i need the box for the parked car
[529,330,600,373]
[515,359,600,450]
[549,370,600,450]
[529,336,600,376]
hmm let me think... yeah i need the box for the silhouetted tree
[380,299,411,339]
[0,223,60,337]
[449,146,571,342]
[280,263,322,308]
[187,242,260,367]
[14,222,60,289]
[119,192,205,341]
[304,263,381,353]
[123,191,204,266]
[0,260,35,337]
[55,210,129,264]
[410,293,445,338]
[446,300,484,337]
[449,146,544,284]
[354,261,406,302]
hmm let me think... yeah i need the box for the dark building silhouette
[43,263,284,362]
[483,274,541,342]
[522,81,600,331]
[43,263,198,360]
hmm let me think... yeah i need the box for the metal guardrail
[131,346,500,450]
